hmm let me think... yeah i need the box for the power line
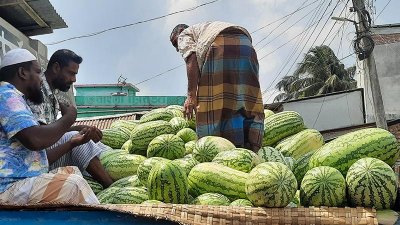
[134,64,184,86]
[46,0,220,45]
[376,0,392,19]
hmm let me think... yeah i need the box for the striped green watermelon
[257,146,287,165]
[193,136,235,163]
[346,157,398,209]
[83,176,103,194]
[121,139,133,152]
[309,128,400,176]
[141,200,165,205]
[99,149,128,167]
[275,129,324,159]
[191,193,231,206]
[147,134,185,160]
[284,157,295,171]
[187,162,248,200]
[263,111,305,147]
[239,148,263,166]
[112,187,148,204]
[230,199,254,207]
[96,187,120,204]
[264,109,274,118]
[130,120,174,155]
[101,128,130,149]
[103,154,147,180]
[110,120,139,131]
[184,141,196,155]
[140,108,175,123]
[166,105,184,118]
[170,117,189,133]
[212,149,255,173]
[166,105,184,111]
[109,175,142,188]
[300,166,346,207]
[176,128,198,143]
[137,157,170,186]
[293,151,314,188]
[245,162,297,207]
[172,157,199,175]
[147,161,189,204]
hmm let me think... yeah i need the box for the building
[356,23,400,122]
[74,83,185,118]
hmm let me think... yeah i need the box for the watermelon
[99,149,128,167]
[147,161,189,204]
[275,129,324,159]
[142,200,164,205]
[191,193,231,206]
[112,187,148,204]
[212,149,255,173]
[346,157,398,209]
[193,136,235,163]
[96,187,120,204]
[129,120,174,155]
[109,175,142,188]
[83,176,103,194]
[170,117,189,133]
[147,134,185,160]
[110,120,139,131]
[166,105,184,111]
[121,139,133,152]
[240,148,263,166]
[103,154,147,180]
[263,111,305,146]
[309,128,400,176]
[187,162,248,200]
[101,128,130,149]
[293,151,314,188]
[230,199,254,207]
[264,109,274,118]
[245,162,297,207]
[257,146,286,164]
[300,166,346,207]
[172,157,199,175]
[166,105,184,118]
[284,157,295,171]
[140,108,175,123]
[137,157,170,186]
[184,141,196,155]
[176,128,198,143]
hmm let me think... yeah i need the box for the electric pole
[352,0,388,130]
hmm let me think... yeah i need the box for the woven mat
[0,203,378,225]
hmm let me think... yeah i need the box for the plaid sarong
[196,31,264,150]
[0,166,99,205]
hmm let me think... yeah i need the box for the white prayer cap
[0,48,37,69]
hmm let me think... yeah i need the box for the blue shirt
[0,82,48,192]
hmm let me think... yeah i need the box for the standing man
[170,21,265,151]
[0,49,98,204]
[27,49,113,188]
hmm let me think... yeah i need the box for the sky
[33,0,399,103]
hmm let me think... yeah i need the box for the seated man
[0,49,98,204]
[27,49,113,188]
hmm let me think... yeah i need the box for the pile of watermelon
[85,106,400,210]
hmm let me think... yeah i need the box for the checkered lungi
[196,31,265,150]
[0,166,99,205]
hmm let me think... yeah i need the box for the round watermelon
[191,193,231,206]
[193,136,235,162]
[137,157,170,186]
[147,134,185,160]
[176,128,198,143]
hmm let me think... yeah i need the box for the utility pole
[352,0,388,130]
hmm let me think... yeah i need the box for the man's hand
[69,127,94,147]
[71,125,103,143]
[59,102,77,117]
[184,94,197,120]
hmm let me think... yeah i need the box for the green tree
[274,45,357,102]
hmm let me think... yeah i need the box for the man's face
[170,34,179,52]
[54,61,79,92]
[27,61,44,104]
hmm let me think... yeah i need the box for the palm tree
[274,45,357,102]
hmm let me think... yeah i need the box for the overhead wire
[46,0,220,45]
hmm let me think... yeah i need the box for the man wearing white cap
[0,49,99,204]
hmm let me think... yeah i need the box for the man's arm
[184,52,200,119]
[14,103,77,151]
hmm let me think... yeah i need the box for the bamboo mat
[0,203,378,225]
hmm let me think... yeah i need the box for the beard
[54,78,72,92]
[28,86,44,105]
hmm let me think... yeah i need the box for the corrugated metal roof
[0,0,67,36]
[73,112,145,130]
[74,83,140,92]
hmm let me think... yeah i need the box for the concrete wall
[356,26,400,122]
[281,89,365,131]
